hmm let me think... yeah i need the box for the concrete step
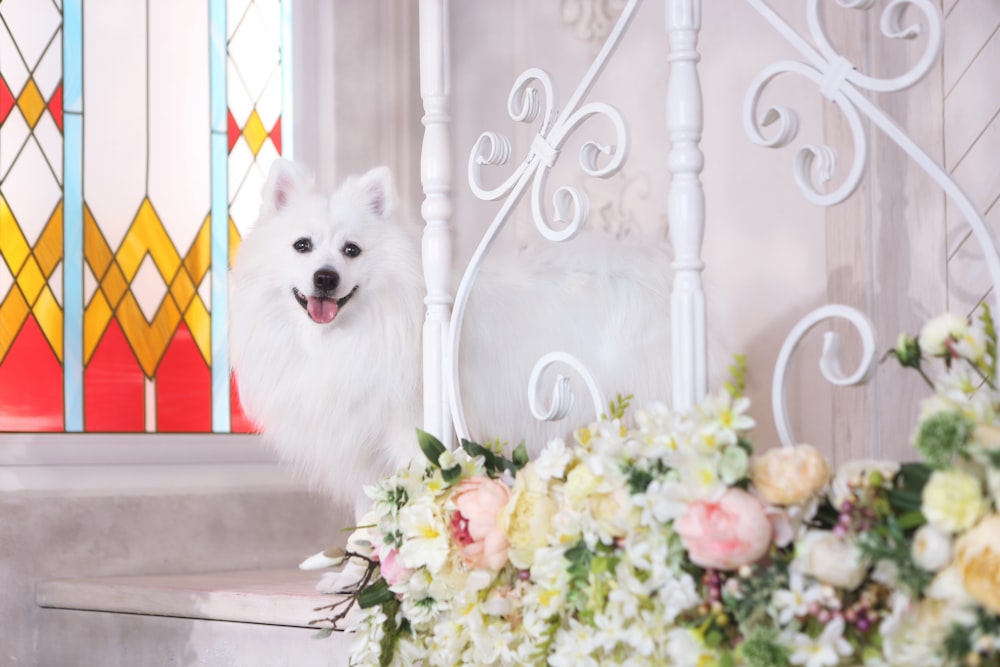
[36,569,355,666]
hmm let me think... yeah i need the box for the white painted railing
[416,0,999,448]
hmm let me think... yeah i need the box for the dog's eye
[293,238,312,253]
[342,242,362,258]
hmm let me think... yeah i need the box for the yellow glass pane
[100,262,128,309]
[183,214,211,284]
[33,286,63,361]
[184,296,211,364]
[0,195,30,275]
[35,202,63,277]
[84,205,113,278]
[170,268,196,312]
[16,256,45,304]
[0,289,30,357]
[16,78,46,128]
[83,290,112,363]
[242,109,268,156]
[117,292,179,376]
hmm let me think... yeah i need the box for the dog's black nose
[313,268,340,292]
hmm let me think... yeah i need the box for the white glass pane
[147,0,210,254]
[83,0,147,250]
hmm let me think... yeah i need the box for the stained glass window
[0,0,290,433]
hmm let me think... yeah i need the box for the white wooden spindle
[418,0,454,447]
[666,0,708,411]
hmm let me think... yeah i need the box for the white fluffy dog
[230,159,674,515]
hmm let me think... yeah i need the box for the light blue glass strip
[209,0,227,134]
[280,0,293,159]
[63,0,84,431]
[209,0,230,432]
[62,0,83,113]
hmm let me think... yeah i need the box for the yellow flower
[921,469,988,534]
[954,514,1000,613]
[750,444,831,506]
[501,464,558,569]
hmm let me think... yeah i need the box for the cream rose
[954,514,1000,614]
[750,444,831,506]
[918,312,968,357]
[800,530,870,590]
[501,464,559,569]
[911,524,952,573]
[921,469,988,534]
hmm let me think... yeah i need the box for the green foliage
[723,562,789,628]
[416,428,462,484]
[377,597,408,667]
[602,393,634,421]
[739,626,791,667]
[358,577,394,609]
[460,438,526,477]
[621,459,667,494]
[724,354,748,398]
[857,514,932,597]
[913,411,973,469]
[980,302,998,382]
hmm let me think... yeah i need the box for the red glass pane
[0,315,63,431]
[85,320,144,431]
[0,76,13,125]
[230,375,259,433]
[156,322,210,432]
[227,109,240,153]
[269,116,281,155]
[47,82,63,132]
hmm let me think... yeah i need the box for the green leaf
[441,464,462,485]
[357,578,395,609]
[461,439,516,476]
[511,441,530,470]
[312,627,334,639]
[896,510,926,530]
[416,428,446,468]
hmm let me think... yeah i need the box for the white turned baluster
[419,0,454,447]
[666,0,708,411]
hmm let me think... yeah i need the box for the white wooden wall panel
[824,0,1000,463]
[944,0,1000,318]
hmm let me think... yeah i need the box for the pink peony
[674,487,773,570]
[449,476,511,571]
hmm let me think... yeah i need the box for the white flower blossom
[788,617,853,667]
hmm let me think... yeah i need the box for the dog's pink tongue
[307,296,339,323]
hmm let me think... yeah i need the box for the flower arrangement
[307,310,1000,667]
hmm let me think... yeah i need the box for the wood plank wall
[827,0,1000,464]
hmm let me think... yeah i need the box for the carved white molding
[560,0,629,44]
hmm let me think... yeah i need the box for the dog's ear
[355,166,398,220]
[261,158,308,217]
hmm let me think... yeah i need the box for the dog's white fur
[230,159,674,514]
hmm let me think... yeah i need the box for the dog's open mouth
[292,286,358,324]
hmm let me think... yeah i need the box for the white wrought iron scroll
[449,0,642,441]
[743,0,1000,447]
[418,0,454,448]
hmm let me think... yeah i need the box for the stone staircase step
[36,569,354,666]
